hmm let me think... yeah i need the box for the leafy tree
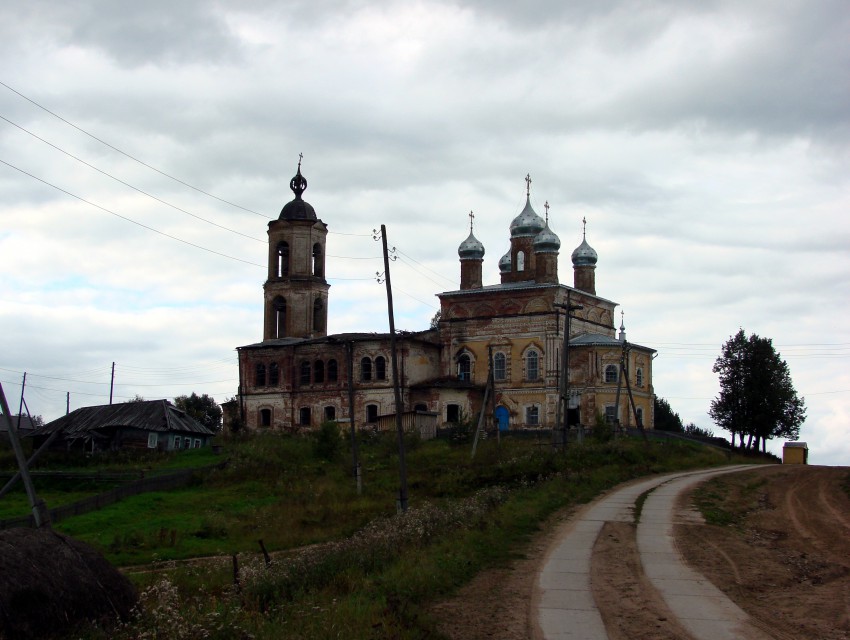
[709,329,806,452]
[429,311,442,330]
[654,397,683,432]
[683,422,714,438]
[126,394,146,403]
[174,393,223,432]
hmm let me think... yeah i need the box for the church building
[236,163,655,433]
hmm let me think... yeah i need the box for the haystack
[0,528,137,639]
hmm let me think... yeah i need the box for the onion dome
[458,231,485,260]
[534,222,560,253]
[498,249,511,273]
[279,156,317,221]
[510,196,546,238]
[571,217,598,266]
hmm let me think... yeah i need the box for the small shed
[783,441,808,465]
[30,400,216,453]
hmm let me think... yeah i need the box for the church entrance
[495,406,509,431]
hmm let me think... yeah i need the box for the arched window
[269,362,279,386]
[636,407,644,427]
[516,251,525,272]
[604,364,618,383]
[314,360,325,384]
[457,353,471,381]
[526,349,539,381]
[299,361,311,386]
[494,352,506,381]
[327,359,338,382]
[299,407,311,426]
[636,368,644,387]
[259,408,272,427]
[255,363,266,387]
[366,404,379,423]
[312,243,323,277]
[273,296,286,339]
[361,357,372,382]
[313,298,324,332]
[375,356,387,380]
[277,241,289,277]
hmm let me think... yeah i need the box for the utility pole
[376,225,408,512]
[555,291,583,448]
[347,340,361,494]
[109,361,115,404]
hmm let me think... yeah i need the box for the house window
[193,439,201,449]
[494,352,506,381]
[526,350,539,381]
[361,357,372,382]
[313,298,324,332]
[277,241,289,277]
[314,360,325,384]
[147,432,158,449]
[604,405,617,424]
[173,435,181,449]
[299,361,311,386]
[184,437,192,448]
[299,407,311,427]
[260,408,272,427]
[366,404,379,423]
[255,363,266,387]
[525,405,539,426]
[313,243,323,277]
[375,356,387,380]
[604,364,618,383]
[324,406,336,422]
[327,359,338,382]
[636,368,644,387]
[414,403,428,412]
[446,403,460,423]
[273,296,286,338]
[269,362,279,386]
[457,353,471,381]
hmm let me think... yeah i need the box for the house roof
[31,400,215,438]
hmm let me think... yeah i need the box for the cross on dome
[544,201,550,223]
[469,210,475,232]
[525,173,532,196]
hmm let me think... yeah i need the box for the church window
[277,241,289,277]
[446,404,460,423]
[314,360,324,384]
[636,407,644,427]
[604,364,618,383]
[361,357,372,381]
[375,356,387,381]
[526,405,539,426]
[636,368,644,387]
[324,406,336,422]
[366,404,379,423]
[494,352,506,381]
[327,359,338,382]
[516,251,525,272]
[269,362,279,386]
[274,296,286,338]
[457,353,471,381]
[255,363,266,387]
[526,350,539,381]
[313,243,323,277]
[313,298,324,332]
[259,408,272,427]
[299,407,311,426]
[414,403,428,412]
[299,361,311,386]
[604,405,617,423]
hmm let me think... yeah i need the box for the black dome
[278,160,317,221]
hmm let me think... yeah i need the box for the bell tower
[263,156,330,340]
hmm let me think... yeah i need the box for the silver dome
[510,196,546,238]
[498,249,512,273]
[458,231,485,260]
[534,223,560,253]
[571,237,598,266]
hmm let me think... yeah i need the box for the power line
[0,80,267,218]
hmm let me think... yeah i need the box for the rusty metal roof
[31,400,215,438]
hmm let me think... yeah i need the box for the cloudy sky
[1,0,848,464]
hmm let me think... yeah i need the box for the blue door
[495,406,509,431]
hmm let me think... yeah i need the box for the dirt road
[433,465,850,639]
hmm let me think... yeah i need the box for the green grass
[691,473,768,527]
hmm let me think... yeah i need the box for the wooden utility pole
[555,292,583,448]
[471,347,495,459]
[0,380,50,527]
[347,340,361,494]
[109,361,115,404]
[621,342,647,442]
[377,225,408,512]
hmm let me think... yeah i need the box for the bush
[313,421,342,461]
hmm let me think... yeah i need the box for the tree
[709,329,806,452]
[126,394,146,403]
[654,397,684,432]
[683,422,714,438]
[173,393,223,433]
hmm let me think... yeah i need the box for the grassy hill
[2,428,764,639]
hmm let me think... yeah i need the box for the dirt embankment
[434,465,850,640]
